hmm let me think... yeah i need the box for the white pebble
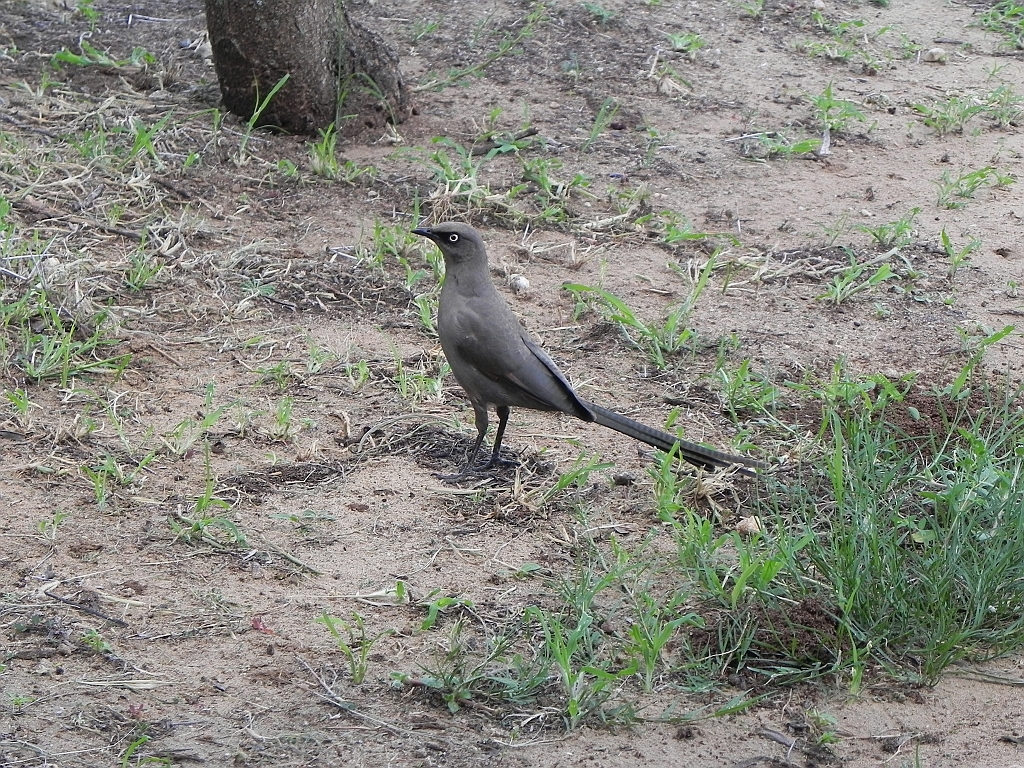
[922,47,947,63]
[736,516,762,536]
[510,274,530,295]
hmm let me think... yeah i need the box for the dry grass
[3,1,1024,766]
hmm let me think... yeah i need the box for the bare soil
[2,0,1024,766]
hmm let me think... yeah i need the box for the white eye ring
[448,233,459,242]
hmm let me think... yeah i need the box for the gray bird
[412,222,763,480]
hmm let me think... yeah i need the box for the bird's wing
[501,335,593,420]
[444,298,592,419]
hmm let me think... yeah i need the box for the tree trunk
[204,0,410,136]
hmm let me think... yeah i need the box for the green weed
[981,84,1024,127]
[807,82,866,133]
[564,254,717,369]
[816,257,897,305]
[660,212,716,245]
[75,0,100,31]
[750,133,822,160]
[716,359,780,418]
[529,605,634,728]
[619,560,704,691]
[125,112,173,169]
[738,0,765,18]
[419,594,475,632]
[518,156,593,221]
[317,613,394,684]
[36,510,69,544]
[309,123,340,179]
[768,373,1024,683]
[51,41,156,70]
[236,73,290,163]
[912,97,985,135]
[417,4,548,91]
[345,359,371,390]
[581,2,615,24]
[799,17,868,63]
[12,304,131,386]
[936,166,1016,209]
[582,98,619,151]
[80,628,112,654]
[975,0,1024,49]
[369,218,425,268]
[258,360,299,392]
[940,229,982,281]
[529,452,613,508]
[124,248,163,292]
[666,32,705,58]
[393,353,450,404]
[857,208,919,248]
[392,619,548,714]
[409,19,440,42]
[272,508,336,533]
[161,405,228,457]
[4,387,31,425]
[418,137,493,214]
[265,395,308,442]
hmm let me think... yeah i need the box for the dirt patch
[3,0,1024,766]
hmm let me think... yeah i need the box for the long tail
[583,401,764,475]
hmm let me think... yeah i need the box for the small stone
[509,274,530,295]
[812,0,826,9]
[736,516,762,536]
[922,47,946,63]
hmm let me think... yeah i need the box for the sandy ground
[2,0,1024,765]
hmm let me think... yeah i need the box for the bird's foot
[434,457,519,483]
[434,468,480,482]
[486,456,519,470]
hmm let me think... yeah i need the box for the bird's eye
[448,233,459,243]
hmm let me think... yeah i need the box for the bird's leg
[435,404,489,481]
[436,405,517,481]
[482,405,517,469]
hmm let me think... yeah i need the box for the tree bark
[204,0,409,136]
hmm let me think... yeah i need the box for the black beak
[412,227,436,241]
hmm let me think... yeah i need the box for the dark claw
[485,456,519,470]
[434,456,519,483]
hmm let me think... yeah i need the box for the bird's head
[412,222,487,265]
